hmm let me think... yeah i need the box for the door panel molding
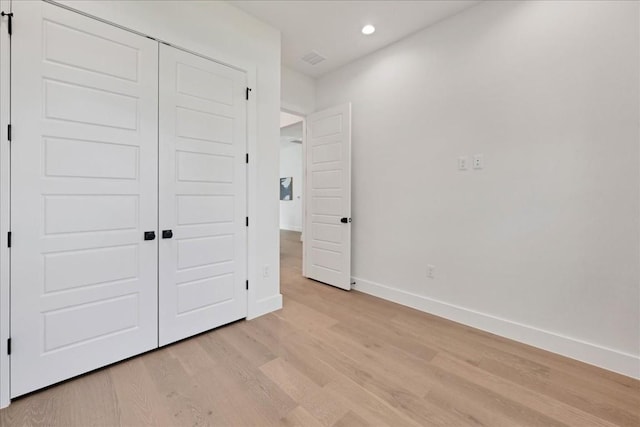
[0,0,262,406]
[304,103,352,290]
[9,1,159,397]
[158,43,248,346]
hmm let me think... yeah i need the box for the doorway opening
[279,111,305,276]
[279,104,352,291]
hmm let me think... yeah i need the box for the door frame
[0,0,259,408]
[280,107,307,277]
[0,0,11,410]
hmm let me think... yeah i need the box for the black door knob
[144,231,156,241]
[162,229,173,239]
[340,217,352,223]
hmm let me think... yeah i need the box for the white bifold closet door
[158,45,248,346]
[10,1,248,398]
[10,1,159,397]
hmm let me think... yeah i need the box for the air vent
[301,50,326,66]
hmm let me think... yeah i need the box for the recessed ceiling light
[361,24,375,35]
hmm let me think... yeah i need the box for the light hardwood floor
[1,229,638,426]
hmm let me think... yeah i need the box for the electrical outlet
[458,156,469,171]
[473,154,484,169]
[427,264,435,279]
[263,265,270,278]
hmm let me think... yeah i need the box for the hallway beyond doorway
[280,230,303,276]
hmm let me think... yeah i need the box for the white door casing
[158,44,248,346]
[10,1,159,397]
[0,0,11,409]
[303,104,352,290]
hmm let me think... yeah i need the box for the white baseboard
[352,276,640,379]
[280,224,302,232]
[247,293,283,320]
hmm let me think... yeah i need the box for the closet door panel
[158,45,247,346]
[10,1,159,397]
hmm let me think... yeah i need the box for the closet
[9,1,248,397]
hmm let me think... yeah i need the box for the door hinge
[245,87,252,100]
[1,11,12,36]
[246,280,249,290]
[246,153,249,164]
[7,231,11,248]
[7,124,11,142]
[7,338,11,355]
[246,217,249,227]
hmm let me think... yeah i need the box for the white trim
[0,0,10,409]
[246,65,261,320]
[300,117,307,273]
[247,294,282,320]
[352,276,640,379]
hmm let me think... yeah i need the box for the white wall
[1,0,283,407]
[280,142,303,231]
[316,0,640,377]
[282,65,316,115]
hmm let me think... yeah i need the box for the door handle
[340,217,352,224]
[162,229,173,239]
[144,231,156,241]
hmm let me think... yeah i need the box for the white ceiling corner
[229,0,481,78]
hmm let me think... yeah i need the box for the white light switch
[473,154,484,169]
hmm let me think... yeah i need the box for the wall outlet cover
[458,157,469,171]
[473,154,484,169]
[427,264,435,278]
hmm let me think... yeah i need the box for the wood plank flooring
[1,229,638,426]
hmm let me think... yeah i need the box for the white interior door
[304,104,352,290]
[10,2,159,397]
[158,44,248,346]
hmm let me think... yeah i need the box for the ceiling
[280,111,303,128]
[229,0,481,78]
[280,121,303,147]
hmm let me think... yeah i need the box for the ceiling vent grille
[301,50,326,66]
